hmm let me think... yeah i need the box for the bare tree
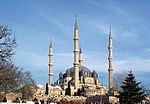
[18,71,36,100]
[0,63,36,100]
[0,62,22,93]
[0,24,36,101]
[21,71,36,86]
[0,24,16,62]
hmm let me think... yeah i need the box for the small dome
[48,85,53,88]
[92,70,98,78]
[54,86,62,90]
[37,84,44,88]
[59,72,63,79]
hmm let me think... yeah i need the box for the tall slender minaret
[108,26,113,91]
[79,48,83,66]
[48,40,53,85]
[73,16,79,89]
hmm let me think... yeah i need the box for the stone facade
[52,17,107,96]
[36,17,111,97]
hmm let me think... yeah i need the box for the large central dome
[67,66,91,73]
[61,66,98,78]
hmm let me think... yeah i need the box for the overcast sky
[0,0,150,90]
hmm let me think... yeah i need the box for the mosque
[36,17,113,97]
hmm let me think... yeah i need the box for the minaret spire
[73,16,79,90]
[48,39,53,85]
[108,26,113,92]
[79,48,83,66]
[50,39,52,47]
[109,26,112,39]
[74,15,78,30]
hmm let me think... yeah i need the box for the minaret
[73,16,79,89]
[79,48,83,66]
[108,26,113,91]
[48,40,53,85]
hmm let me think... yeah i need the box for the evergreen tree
[118,71,147,104]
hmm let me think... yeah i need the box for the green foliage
[118,71,147,104]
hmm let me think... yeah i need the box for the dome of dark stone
[67,66,91,73]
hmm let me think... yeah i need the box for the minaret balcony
[48,63,53,66]
[108,57,113,59]
[108,68,113,71]
[48,73,53,75]
[74,37,79,40]
[74,62,79,65]
[74,49,79,52]
[108,47,112,49]
[49,54,53,56]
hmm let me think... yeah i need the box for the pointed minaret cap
[79,48,82,54]
[74,15,78,29]
[49,38,52,48]
[109,26,112,39]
